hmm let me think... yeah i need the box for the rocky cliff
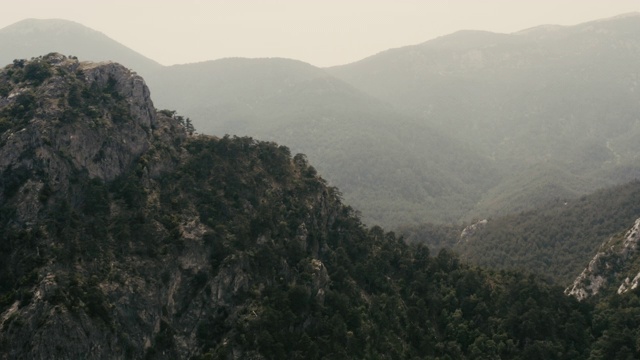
[566,218,640,300]
[0,53,186,358]
[0,54,346,359]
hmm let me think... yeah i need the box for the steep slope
[402,180,640,286]
[145,58,501,227]
[565,214,640,358]
[0,55,594,359]
[329,13,640,217]
[0,19,162,77]
[566,218,640,301]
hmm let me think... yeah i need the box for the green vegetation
[0,55,133,135]
[7,56,53,85]
[0,63,36,132]
[22,58,53,84]
[158,110,195,135]
[403,181,640,286]
[0,118,598,358]
[146,58,501,228]
[327,16,640,225]
[4,53,640,359]
[1,123,631,358]
[150,135,595,359]
[589,289,640,359]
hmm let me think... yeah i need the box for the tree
[185,117,195,135]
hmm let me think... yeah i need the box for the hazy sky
[2,0,640,67]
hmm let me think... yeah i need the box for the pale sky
[1,0,639,67]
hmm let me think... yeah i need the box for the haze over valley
[3,5,640,358]
[2,14,639,227]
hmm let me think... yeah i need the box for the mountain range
[328,12,640,217]
[0,53,598,359]
[2,17,640,355]
[3,14,640,228]
[0,53,640,359]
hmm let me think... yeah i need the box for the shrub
[23,60,52,84]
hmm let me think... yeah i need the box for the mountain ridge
[327,12,640,220]
[0,18,162,76]
[3,14,640,228]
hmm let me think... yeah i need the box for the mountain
[3,14,640,228]
[144,58,501,227]
[145,57,328,135]
[0,19,162,76]
[328,13,640,217]
[0,19,502,227]
[0,54,600,359]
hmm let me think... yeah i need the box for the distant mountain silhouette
[328,12,640,216]
[0,19,161,77]
[3,15,640,226]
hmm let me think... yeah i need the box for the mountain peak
[422,29,511,49]
[0,53,162,184]
[0,57,598,356]
[0,18,161,73]
[514,24,565,36]
[595,11,640,21]
[1,18,94,33]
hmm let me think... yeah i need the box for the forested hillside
[329,13,640,220]
[0,54,622,359]
[403,181,640,286]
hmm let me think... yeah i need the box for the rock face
[458,219,487,243]
[0,54,345,359]
[566,218,640,300]
[0,54,156,185]
[0,53,186,359]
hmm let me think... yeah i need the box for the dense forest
[402,181,640,286]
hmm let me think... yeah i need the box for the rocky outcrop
[0,54,157,186]
[0,55,342,359]
[79,59,156,129]
[459,219,487,243]
[0,54,191,359]
[566,218,640,300]
[617,271,640,294]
